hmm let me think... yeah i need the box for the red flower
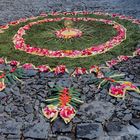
[0,25,9,30]
[0,58,5,64]
[22,63,35,70]
[60,106,76,124]
[23,25,30,30]
[81,49,92,56]
[43,105,58,122]
[118,55,130,61]
[90,65,104,78]
[106,59,119,68]
[54,65,68,75]
[37,65,51,72]
[109,82,140,98]
[9,60,20,66]
[133,48,140,56]
[9,21,19,26]
[90,65,100,73]
[10,67,17,73]
[109,85,125,97]
[132,19,140,24]
[71,67,88,76]
[0,73,5,79]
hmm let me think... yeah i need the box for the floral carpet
[0,0,140,140]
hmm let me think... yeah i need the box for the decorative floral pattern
[117,55,131,61]
[71,67,88,76]
[0,11,140,124]
[109,81,140,98]
[43,87,83,123]
[106,59,120,68]
[59,105,76,124]
[42,105,59,122]
[54,65,68,75]
[90,65,104,78]
[12,17,126,58]
[37,65,51,72]
[109,85,125,97]
[9,60,20,67]
[22,63,36,70]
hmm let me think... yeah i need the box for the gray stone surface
[76,123,104,139]
[57,136,72,140]
[130,119,140,129]
[79,101,115,123]
[0,120,22,135]
[0,92,7,100]
[106,121,123,135]
[24,104,34,114]
[122,114,132,121]
[0,0,140,25]
[23,121,50,139]
[52,118,73,133]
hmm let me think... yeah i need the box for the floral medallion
[13,17,126,58]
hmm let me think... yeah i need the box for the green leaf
[6,74,15,84]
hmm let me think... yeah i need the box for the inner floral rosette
[55,28,83,39]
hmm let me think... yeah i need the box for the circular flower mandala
[13,17,126,58]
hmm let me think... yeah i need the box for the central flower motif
[55,28,83,39]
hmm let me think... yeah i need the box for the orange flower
[60,105,76,124]
[59,88,71,106]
